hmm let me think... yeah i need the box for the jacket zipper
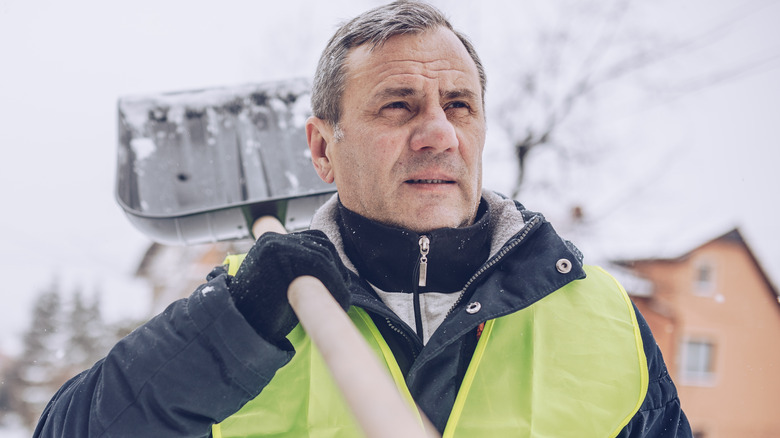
[413,235,430,339]
[417,235,430,287]
[385,318,420,361]
[445,215,542,317]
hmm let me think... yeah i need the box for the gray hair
[311,0,486,127]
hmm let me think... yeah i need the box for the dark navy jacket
[34,193,691,437]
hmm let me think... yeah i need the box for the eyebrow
[441,89,478,102]
[374,87,417,102]
[373,87,478,102]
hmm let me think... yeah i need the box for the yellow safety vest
[213,261,648,438]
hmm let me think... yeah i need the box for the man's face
[307,27,486,233]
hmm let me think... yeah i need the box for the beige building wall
[630,235,780,438]
[136,240,253,314]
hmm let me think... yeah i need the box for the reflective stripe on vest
[214,260,648,438]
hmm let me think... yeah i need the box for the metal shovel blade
[116,79,335,245]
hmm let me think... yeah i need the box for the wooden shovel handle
[289,276,437,438]
[252,215,287,237]
[253,217,439,438]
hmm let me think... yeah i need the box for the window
[694,261,716,295]
[681,338,717,385]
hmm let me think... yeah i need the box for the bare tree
[467,0,780,208]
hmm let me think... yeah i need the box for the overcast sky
[1,0,778,355]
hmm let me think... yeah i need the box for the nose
[409,106,458,152]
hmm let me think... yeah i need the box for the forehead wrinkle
[352,51,466,77]
[377,57,463,76]
[364,68,478,96]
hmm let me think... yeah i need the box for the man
[35,1,691,437]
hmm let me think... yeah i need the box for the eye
[383,101,410,111]
[444,101,475,120]
[445,101,470,111]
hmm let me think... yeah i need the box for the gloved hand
[228,230,351,348]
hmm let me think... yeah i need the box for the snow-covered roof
[601,262,654,298]
[613,226,780,303]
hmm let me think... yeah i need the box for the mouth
[405,179,456,184]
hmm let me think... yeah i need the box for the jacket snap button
[556,258,572,274]
[466,302,481,314]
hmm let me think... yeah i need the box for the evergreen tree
[0,357,21,426]
[65,289,107,374]
[15,282,66,428]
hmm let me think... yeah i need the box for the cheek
[334,144,380,192]
[335,126,408,187]
[355,135,400,174]
[461,134,485,171]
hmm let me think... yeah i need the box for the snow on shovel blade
[116,78,335,245]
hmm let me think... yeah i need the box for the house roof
[616,227,780,305]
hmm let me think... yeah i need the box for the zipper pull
[418,235,430,287]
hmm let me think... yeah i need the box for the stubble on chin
[383,194,479,233]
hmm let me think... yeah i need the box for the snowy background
[0,0,778,390]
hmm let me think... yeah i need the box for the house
[618,228,780,438]
[135,240,252,314]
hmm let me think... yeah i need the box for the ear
[306,116,336,184]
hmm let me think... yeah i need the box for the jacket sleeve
[33,272,294,437]
[616,304,693,438]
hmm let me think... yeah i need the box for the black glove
[228,230,351,348]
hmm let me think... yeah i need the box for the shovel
[116,78,335,245]
[116,80,439,437]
